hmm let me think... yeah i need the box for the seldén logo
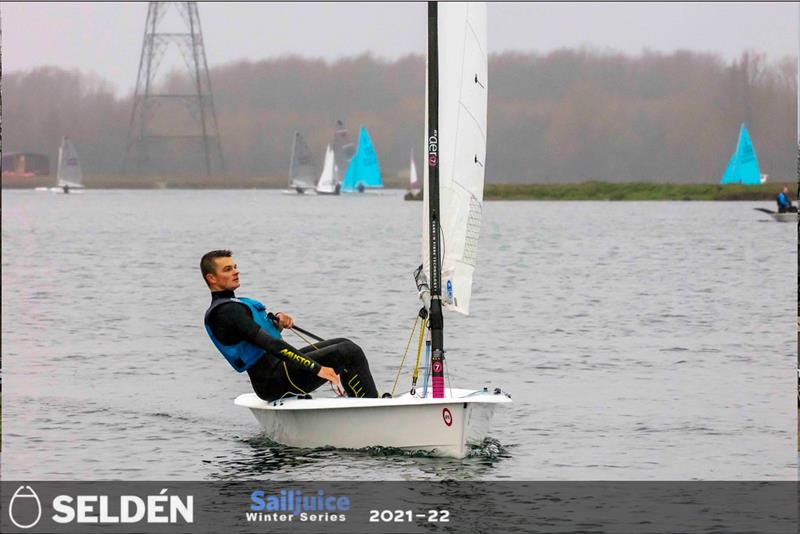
[7,486,193,528]
[8,486,42,529]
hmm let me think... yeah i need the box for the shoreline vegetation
[483,182,793,201]
[7,51,797,183]
[3,176,794,201]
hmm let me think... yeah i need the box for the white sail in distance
[57,136,84,188]
[422,2,487,315]
[316,145,337,194]
[409,150,420,193]
[288,132,317,190]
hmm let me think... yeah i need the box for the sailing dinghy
[404,149,423,201]
[341,127,383,193]
[40,137,85,193]
[753,207,798,223]
[235,2,510,458]
[315,145,340,195]
[283,132,317,195]
[720,123,763,185]
[757,28,800,223]
[332,119,356,189]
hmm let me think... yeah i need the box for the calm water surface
[1,190,796,480]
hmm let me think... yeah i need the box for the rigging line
[411,317,429,392]
[289,327,319,351]
[288,327,343,395]
[391,315,420,396]
[282,362,308,395]
[444,356,454,398]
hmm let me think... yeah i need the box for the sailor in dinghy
[776,186,797,213]
[229,2,510,458]
[200,250,379,402]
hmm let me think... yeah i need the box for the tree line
[3,49,796,186]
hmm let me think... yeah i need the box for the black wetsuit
[206,290,378,401]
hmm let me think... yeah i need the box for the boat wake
[241,434,510,460]
[465,437,512,460]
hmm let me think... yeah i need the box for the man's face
[208,256,240,291]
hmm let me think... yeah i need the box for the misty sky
[2,2,798,96]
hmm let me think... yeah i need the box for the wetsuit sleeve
[250,328,321,374]
[214,303,322,374]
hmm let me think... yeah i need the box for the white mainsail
[421,2,487,315]
[232,1,509,458]
[57,136,84,188]
[288,132,316,190]
[409,150,420,193]
[315,145,337,194]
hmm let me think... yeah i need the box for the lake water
[1,190,796,480]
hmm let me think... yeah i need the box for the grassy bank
[484,182,792,201]
[72,173,408,189]
[7,175,791,201]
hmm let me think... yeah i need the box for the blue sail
[341,127,383,192]
[720,123,762,185]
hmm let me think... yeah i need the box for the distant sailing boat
[404,149,423,201]
[332,120,355,188]
[720,123,763,185]
[284,132,317,194]
[341,127,383,193]
[55,136,84,193]
[315,145,340,195]
[234,2,510,458]
[753,18,799,223]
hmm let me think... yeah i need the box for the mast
[427,1,446,398]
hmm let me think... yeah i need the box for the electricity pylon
[123,2,224,176]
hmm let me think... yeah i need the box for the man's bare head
[201,250,240,291]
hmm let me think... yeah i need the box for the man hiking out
[201,249,379,401]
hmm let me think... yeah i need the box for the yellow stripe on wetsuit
[348,375,364,397]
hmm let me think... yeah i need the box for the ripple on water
[2,193,795,480]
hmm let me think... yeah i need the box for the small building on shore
[2,152,52,188]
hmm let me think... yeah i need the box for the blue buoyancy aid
[204,297,283,372]
[777,192,792,209]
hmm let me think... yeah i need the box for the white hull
[770,212,798,223]
[35,186,84,194]
[235,387,510,458]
